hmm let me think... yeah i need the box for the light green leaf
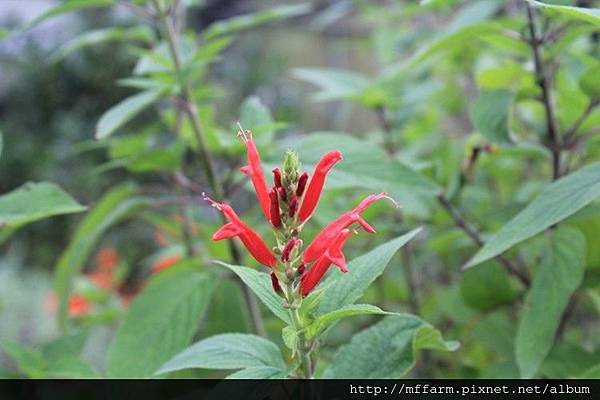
[306,304,391,339]
[95,89,163,140]
[204,4,310,39]
[216,262,290,324]
[22,0,115,32]
[0,342,46,378]
[324,315,458,378]
[0,182,86,243]
[465,162,600,268]
[470,89,513,144]
[54,184,148,330]
[156,333,286,377]
[292,68,371,102]
[51,26,152,63]
[42,332,87,360]
[282,326,297,352]
[319,229,422,314]
[45,357,100,378]
[239,96,278,143]
[579,64,600,99]
[516,228,586,378]
[107,263,215,378]
[527,0,600,26]
[225,366,291,379]
[288,133,441,216]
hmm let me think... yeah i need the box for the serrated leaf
[323,315,458,378]
[156,333,286,376]
[516,227,586,378]
[319,229,422,315]
[527,0,600,26]
[306,304,391,339]
[0,182,86,243]
[470,89,512,144]
[95,89,163,140]
[54,184,148,331]
[106,263,215,378]
[216,262,290,324]
[465,162,600,268]
[204,4,310,39]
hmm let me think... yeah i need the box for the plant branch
[564,99,599,145]
[437,194,531,287]
[526,2,562,180]
[152,0,266,337]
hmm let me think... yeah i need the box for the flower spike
[237,123,271,223]
[297,150,343,223]
[302,192,397,263]
[204,193,276,268]
[300,229,357,295]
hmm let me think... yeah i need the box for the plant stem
[289,306,313,378]
[437,193,531,287]
[526,3,562,180]
[152,0,266,337]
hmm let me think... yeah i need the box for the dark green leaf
[516,228,586,378]
[465,162,600,268]
[469,89,513,144]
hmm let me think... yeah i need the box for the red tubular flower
[300,229,356,295]
[296,172,309,197]
[288,195,298,218]
[297,150,343,223]
[238,128,271,222]
[302,192,396,263]
[270,272,282,294]
[272,168,283,189]
[206,195,277,268]
[281,237,300,262]
[269,189,281,228]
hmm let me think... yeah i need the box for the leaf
[155,333,286,378]
[42,332,87,360]
[469,89,513,144]
[22,0,115,32]
[581,364,600,378]
[292,68,371,102]
[288,133,441,216]
[0,182,86,243]
[318,229,422,314]
[225,366,291,379]
[45,357,100,378]
[106,263,215,378]
[305,304,391,339]
[239,96,277,143]
[95,89,163,140]
[460,261,519,311]
[465,162,600,268]
[54,184,148,331]
[0,342,46,378]
[216,262,290,324]
[51,26,152,63]
[579,64,600,99]
[323,315,458,378]
[203,4,310,39]
[516,227,586,378]
[527,1,600,26]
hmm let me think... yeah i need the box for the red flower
[238,127,271,223]
[302,192,395,264]
[68,295,91,317]
[269,189,281,228]
[300,229,356,295]
[206,195,277,268]
[298,150,343,223]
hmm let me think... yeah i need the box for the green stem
[289,306,313,379]
[151,0,266,337]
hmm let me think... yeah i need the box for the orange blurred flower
[150,255,182,274]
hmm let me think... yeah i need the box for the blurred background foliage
[0,0,600,379]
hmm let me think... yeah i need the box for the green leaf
[581,364,600,378]
[281,326,297,352]
[319,229,422,314]
[155,333,286,378]
[0,342,46,378]
[51,26,152,63]
[465,162,600,268]
[203,4,310,39]
[95,89,163,140]
[579,64,600,99]
[288,133,441,216]
[225,366,291,379]
[54,184,148,330]
[306,304,391,339]
[292,68,371,102]
[22,0,115,32]
[239,96,278,143]
[0,182,86,243]
[460,261,519,311]
[323,315,458,378]
[469,89,512,144]
[516,227,586,378]
[527,1,600,26]
[106,263,215,378]
[42,332,87,360]
[216,262,290,324]
[45,357,100,378]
